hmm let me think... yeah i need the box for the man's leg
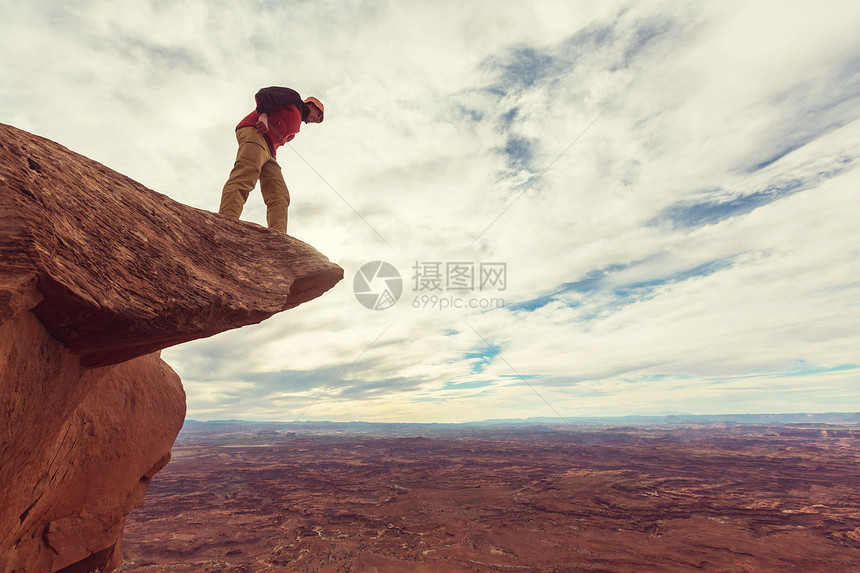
[259,160,290,234]
[219,127,269,220]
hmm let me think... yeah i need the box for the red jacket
[236,87,309,158]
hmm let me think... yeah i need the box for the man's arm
[254,86,302,117]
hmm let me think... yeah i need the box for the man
[218,86,324,234]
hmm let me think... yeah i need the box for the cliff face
[0,123,343,572]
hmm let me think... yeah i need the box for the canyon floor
[117,423,860,572]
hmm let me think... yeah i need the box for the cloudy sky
[3,1,859,422]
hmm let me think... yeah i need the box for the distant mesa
[0,123,343,573]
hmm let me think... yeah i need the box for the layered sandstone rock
[0,123,343,572]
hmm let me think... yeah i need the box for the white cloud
[3,0,860,421]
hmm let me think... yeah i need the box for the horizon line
[183,411,860,425]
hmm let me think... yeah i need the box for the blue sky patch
[783,362,860,377]
[444,379,495,390]
[465,343,501,374]
[510,257,735,314]
[657,179,807,228]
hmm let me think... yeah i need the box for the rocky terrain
[119,424,860,572]
[0,123,342,572]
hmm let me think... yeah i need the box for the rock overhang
[0,122,343,366]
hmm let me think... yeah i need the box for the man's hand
[255,113,269,135]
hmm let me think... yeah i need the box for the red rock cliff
[0,123,343,572]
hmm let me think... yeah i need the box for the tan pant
[219,126,290,233]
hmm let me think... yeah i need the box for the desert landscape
[118,422,860,572]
